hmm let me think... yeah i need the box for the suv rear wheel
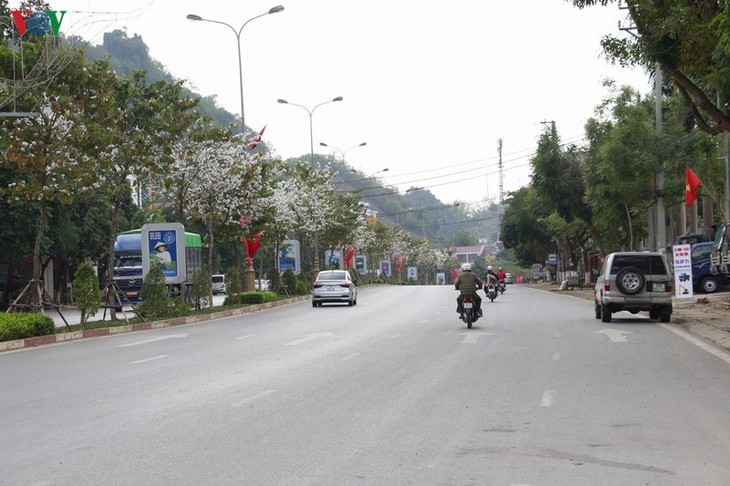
[659,306,671,323]
[616,266,645,295]
[601,303,611,322]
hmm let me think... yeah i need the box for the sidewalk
[530,282,730,352]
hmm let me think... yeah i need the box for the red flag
[246,125,266,150]
[685,166,702,207]
[241,231,263,263]
[395,256,404,271]
[344,245,355,268]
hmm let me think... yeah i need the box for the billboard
[354,255,367,275]
[141,223,186,284]
[278,240,301,275]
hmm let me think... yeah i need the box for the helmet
[498,267,503,271]
[487,265,493,271]
[461,263,472,272]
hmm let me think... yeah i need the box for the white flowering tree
[174,136,275,296]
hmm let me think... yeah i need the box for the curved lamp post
[187,5,284,136]
[319,141,367,163]
[277,96,343,274]
[277,96,343,164]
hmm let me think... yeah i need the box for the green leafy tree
[71,261,100,325]
[571,0,730,134]
[500,187,553,267]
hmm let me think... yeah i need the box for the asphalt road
[2,285,729,485]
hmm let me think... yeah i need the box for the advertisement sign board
[278,240,301,275]
[407,266,418,280]
[354,255,367,275]
[141,223,186,284]
[672,244,693,298]
[380,260,391,277]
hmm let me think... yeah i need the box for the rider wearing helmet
[455,263,483,317]
[497,266,507,284]
[485,265,499,286]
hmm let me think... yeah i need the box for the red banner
[241,231,263,263]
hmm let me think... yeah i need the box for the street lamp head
[319,142,329,147]
[269,5,285,14]
[358,142,367,147]
[277,99,288,104]
[186,14,203,21]
[332,96,344,102]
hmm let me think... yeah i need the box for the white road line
[118,333,189,347]
[391,333,403,338]
[130,355,168,364]
[235,334,256,340]
[659,324,730,365]
[232,389,276,408]
[552,351,561,361]
[341,353,360,361]
[539,390,555,407]
[419,320,429,324]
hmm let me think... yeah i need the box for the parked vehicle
[691,242,730,293]
[459,294,479,329]
[112,229,202,305]
[594,252,673,323]
[311,270,357,307]
[504,272,514,284]
[211,274,226,294]
[255,279,271,291]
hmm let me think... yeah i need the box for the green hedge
[223,291,279,306]
[0,313,55,341]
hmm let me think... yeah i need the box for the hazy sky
[50,0,653,204]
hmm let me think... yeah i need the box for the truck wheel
[700,276,720,294]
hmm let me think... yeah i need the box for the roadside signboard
[354,255,367,274]
[278,240,300,275]
[672,244,693,298]
[380,260,391,277]
[141,223,186,284]
[407,266,418,280]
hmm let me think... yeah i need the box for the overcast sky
[52,0,653,204]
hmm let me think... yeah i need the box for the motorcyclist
[497,266,507,291]
[484,265,499,287]
[454,263,483,317]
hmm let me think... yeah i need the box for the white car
[311,270,357,307]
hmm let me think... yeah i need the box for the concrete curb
[0,295,311,353]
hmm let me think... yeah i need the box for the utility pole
[498,138,504,205]
[655,65,667,254]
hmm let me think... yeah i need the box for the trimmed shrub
[136,262,170,319]
[190,267,211,310]
[282,269,296,295]
[269,270,282,294]
[226,266,242,305]
[223,291,278,306]
[72,261,101,325]
[295,280,310,295]
[0,313,55,341]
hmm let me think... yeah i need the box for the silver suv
[594,252,673,323]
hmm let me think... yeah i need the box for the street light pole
[319,142,367,163]
[277,96,343,274]
[187,5,284,136]
[277,97,343,164]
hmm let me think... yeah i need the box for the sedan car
[312,270,357,307]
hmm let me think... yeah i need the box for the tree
[71,261,100,325]
[571,0,730,134]
[500,187,553,267]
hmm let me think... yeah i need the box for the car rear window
[317,272,348,281]
[610,255,667,275]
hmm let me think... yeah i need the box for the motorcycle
[485,283,498,302]
[460,294,479,329]
[498,281,506,294]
